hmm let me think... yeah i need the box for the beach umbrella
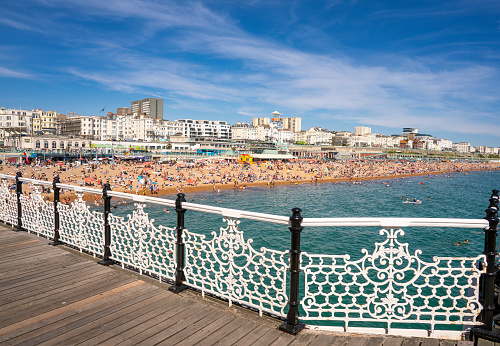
[85,177,94,182]
[186,179,195,184]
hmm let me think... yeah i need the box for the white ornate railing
[0,174,493,340]
[109,203,176,281]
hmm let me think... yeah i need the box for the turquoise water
[110,170,499,262]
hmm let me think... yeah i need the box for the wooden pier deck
[0,225,472,345]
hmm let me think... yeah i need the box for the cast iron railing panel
[184,216,289,317]
[0,180,18,226]
[58,192,104,256]
[20,186,54,237]
[300,228,485,333]
[109,203,177,281]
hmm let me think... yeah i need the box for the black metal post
[14,172,23,231]
[471,190,500,343]
[98,183,114,266]
[279,207,305,334]
[169,193,187,293]
[49,176,62,245]
[482,191,499,330]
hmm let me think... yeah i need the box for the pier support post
[169,193,187,293]
[471,190,500,344]
[14,172,23,231]
[482,191,499,331]
[98,183,114,266]
[279,207,305,335]
[49,176,62,245]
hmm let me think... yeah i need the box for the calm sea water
[110,169,500,261]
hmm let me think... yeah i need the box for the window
[52,141,56,149]
[60,141,64,149]
[67,141,71,147]
[36,140,40,149]
[44,141,49,149]
[74,142,79,148]
[81,142,86,148]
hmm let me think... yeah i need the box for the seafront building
[0,105,498,156]
[131,98,164,119]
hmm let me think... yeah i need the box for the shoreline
[91,167,497,201]
[4,161,498,203]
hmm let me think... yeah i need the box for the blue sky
[1,0,499,146]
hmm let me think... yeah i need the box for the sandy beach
[2,159,498,203]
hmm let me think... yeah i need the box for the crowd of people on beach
[2,158,498,203]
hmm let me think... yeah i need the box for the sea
[109,169,500,262]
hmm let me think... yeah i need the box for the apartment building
[176,119,231,139]
[131,98,163,119]
[0,107,32,136]
[281,117,301,133]
[232,123,258,141]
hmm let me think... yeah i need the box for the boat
[402,201,422,204]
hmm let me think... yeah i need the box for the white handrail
[107,191,176,207]
[18,177,53,187]
[0,174,16,180]
[55,183,102,195]
[301,217,488,228]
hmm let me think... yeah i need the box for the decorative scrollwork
[184,216,289,317]
[109,203,176,280]
[20,185,54,237]
[0,180,17,225]
[301,228,485,332]
[58,192,104,256]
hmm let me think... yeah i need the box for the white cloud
[7,0,500,137]
[0,66,33,79]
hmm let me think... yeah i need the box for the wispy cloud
[0,66,34,79]
[2,0,500,138]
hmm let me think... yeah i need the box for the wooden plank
[402,338,422,346]
[383,338,405,346]
[345,336,370,346]
[0,254,76,281]
[0,267,117,316]
[154,310,225,345]
[250,329,282,346]
[0,246,62,263]
[216,320,260,346]
[21,289,171,346]
[269,331,298,346]
[126,304,214,345]
[0,284,154,344]
[288,332,322,346]
[61,291,187,345]
[0,250,68,268]
[0,280,144,336]
[0,272,132,327]
[1,261,98,293]
[233,324,273,346]
[194,316,248,346]
[420,339,440,346]
[174,313,238,346]
[309,334,345,346]
[0,239,40,250]
[365,337,387,346]
[457,341,473,346]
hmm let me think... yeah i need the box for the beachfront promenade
[0,225,472,345]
